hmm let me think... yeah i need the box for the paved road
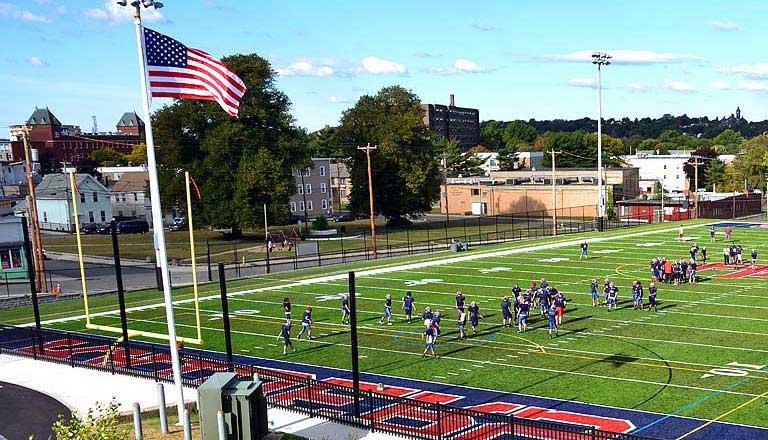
[0,381,70,440]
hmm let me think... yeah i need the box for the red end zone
[698,263,768,279]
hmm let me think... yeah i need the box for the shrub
[313,215,329,231]
[51,400,127,440]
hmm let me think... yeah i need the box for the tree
[308,125,343,158]
[497,144,518,170]
[126,143,147,165]
[89,147,126,167]
[683,147,718,191]
[479,120,504,148]
[52,400,127,440]
[152,53,309,236]
[438,139,483,177]
[337,86,441,218]
[502,120,537,149]
[712,129,743,153]
[732,135,768,191]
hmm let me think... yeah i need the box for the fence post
[494,214,499,242]
[151,345,158,381]
[157,383,169,434]
[385,226,390,257]
[443,218,449,248]
[317,241,322,267]
[463,218,468,242]
[477,216,482,242]
[67,332,74,367]
[133,403,143,440]
[509,415,515,439]
[307,377,315,417]
[406,227,411,255]
[368,391,375,432]
[363,232,368,260]
[340,231,346,264]
[436,403,443,440]
[206,239,212,282]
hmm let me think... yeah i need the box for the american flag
[143,27,246,117]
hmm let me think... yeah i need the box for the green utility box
[198,372,269,440]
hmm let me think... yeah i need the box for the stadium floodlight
[592,51,611,230]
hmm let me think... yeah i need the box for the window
[118,211,123,217]
[93,192,98,203]
[304,168,311,177]
[321,199,327,210]
[134,193,138,202]
[307,200,313,211]
[471,189,480,195]
[100,211,106,222]
[88,211,95,223]
[340,190,347,198]
[290,202,296,212]
[299,201,305,212]
[297,184,303,194]
[131,210,136,217]
[320,166,326,176]
[320,182,327,193]
[306,184,312,194]
[0,248,23,270]
[80,193,85,203]
[43,212,47,222]
[663,165,667,170]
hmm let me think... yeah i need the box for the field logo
[594,249,622,254]
[539,257,570,263]
[315,293,347,302]
[404,279,443,286]
[208,309,260,321]
[637,242,662,247]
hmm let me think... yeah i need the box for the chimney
[449,94,455,107]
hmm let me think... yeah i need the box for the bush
[313,215,329,231]
[51,400,127,440]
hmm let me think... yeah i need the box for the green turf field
[3,220,768,429]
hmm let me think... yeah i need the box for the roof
[111,172,148,193]
[35,174,108,199]
[26,107,61,126]
[116,112,145,127]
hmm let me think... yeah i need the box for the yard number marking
[700,362,766,379]
[316,293,347,302]
[594,249,622,254]
[637,242,663,247]
[539,257,570,263]
[209,309,261,321]
[404,279,443,286]
[479,267,511,274]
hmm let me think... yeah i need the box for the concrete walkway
[0,354,396,440]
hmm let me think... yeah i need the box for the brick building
[9,108,144,169]
[422,94,480,149]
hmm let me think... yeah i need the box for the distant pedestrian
[277,320,296,355]
[580,241,588,260]
[422,325,437,358]
[709,225,716,242]
[297,306,313,340]
[379,294,393,325]
[341,294,350,325]
[751,249,758,270]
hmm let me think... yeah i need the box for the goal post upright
[185,171,202,342]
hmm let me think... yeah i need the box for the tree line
[83,53,768,234]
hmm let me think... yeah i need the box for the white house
[96,165,147,187]
[474,152,500,176]
[621,151,691,193]
[110,171,149,220]
[35,174,113,231]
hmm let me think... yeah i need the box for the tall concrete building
[421,94,480,149]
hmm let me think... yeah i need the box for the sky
[3,0,768,135]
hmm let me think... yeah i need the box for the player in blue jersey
[547,306,558,339]
[468,301,482,333]
[580,241,589,260]
[539,287,550,317]
[379,294,393,325]
[283,297,292,320]
[632,281,643,310]
[341,294,350,324]
[501,296,514,327]
[511,284,522,318]
[647,282,658,312]
[517,299,529,334]
[701,246,708,264]
[607,282,618,311]
[751,249,758,270]
[688,259,697,284]
[457,311,467,340]
[422,307,434,328]
[709,224,716,242]
[277,320,296,355]
[590,279,599,307]
[603,278,611,307]
[297,306,313,340]
[402,291,415,323]
[454,290,466,317]
[422,325,437,358]
[432,311,442,341]
[552,290,566,325]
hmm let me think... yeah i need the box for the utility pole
[592,52,611,231]
[690,155,705,219]
[550,150,561,236]
[298,168,310,231]
[443,151,450,223]
[358,144,378,259]
[21,127,47,292]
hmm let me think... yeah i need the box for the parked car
[169,218,188,231]
[332,213,355,222]
[81,223,102,235]
[116,219,150,234]
[386,216,413,228]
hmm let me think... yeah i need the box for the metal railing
[0,325,654,440]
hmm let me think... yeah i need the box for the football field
[2,220,767,438]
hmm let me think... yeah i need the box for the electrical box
[198,372,269,440]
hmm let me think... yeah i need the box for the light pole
[358,143,378,259]
[592,52,611,231]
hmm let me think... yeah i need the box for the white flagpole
[130,3,186,419]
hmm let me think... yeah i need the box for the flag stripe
[143,27,245,117]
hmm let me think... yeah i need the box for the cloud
[545,50,702,64]
[662,81,696,93]
[737,80,768,92]
[711,20,741,32]
[470,21,497,31]
[626,82,649,92]
[27,56,48,67]
[566,78,597,88]
[360,56,406,75]
[276,60,334,77]
[427,59,492,75]
[708,81,731,90]
[717,63,768,78]
[327,95,350,104]
[0,2,51,23]
[83,1,164,25]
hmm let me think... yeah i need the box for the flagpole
[130,2,186,419]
